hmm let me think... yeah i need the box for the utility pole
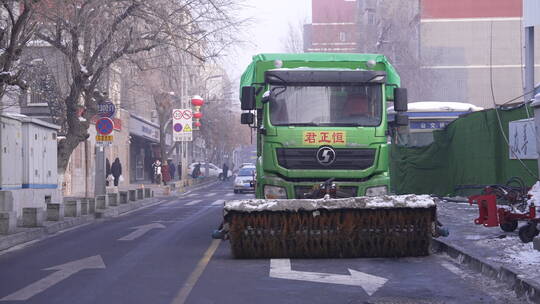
[524,0,539,101]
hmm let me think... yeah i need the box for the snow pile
[527,181,540,206]
[224,194,435,212]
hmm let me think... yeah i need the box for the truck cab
[240,54,408,199]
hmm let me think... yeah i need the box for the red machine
[469,181,539,243]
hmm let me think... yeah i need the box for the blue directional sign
[98,102,116,118]
[96,117,114,135]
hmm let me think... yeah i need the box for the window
[339,32,347,42]
[367,11,375,25]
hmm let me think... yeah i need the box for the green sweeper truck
[214,53,444,258]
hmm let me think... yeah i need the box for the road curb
[0,197,164,253]
[433,238,540,303]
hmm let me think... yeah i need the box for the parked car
[239,162,255,169]
[188,162,223,178]
[234,166,255,193]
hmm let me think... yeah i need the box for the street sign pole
[95,102,116,195]
[95,144,106,196]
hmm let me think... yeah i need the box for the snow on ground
[479,235,540,269]
[224,194,435,212]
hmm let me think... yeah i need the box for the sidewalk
[435,200,540,303]
[0,178,218,253]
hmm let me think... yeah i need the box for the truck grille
[276,148,376,170]
[294,186,358,199]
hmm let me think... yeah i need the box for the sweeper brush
[219,195,439,259]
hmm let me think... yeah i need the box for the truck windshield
[269,85,382,126]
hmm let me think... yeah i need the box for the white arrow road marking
[269,259,387,296]
[0,255,106,301]
[118,223,165,241]
[186,199,202,206]
[211,200,224,206]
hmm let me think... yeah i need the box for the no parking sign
[172,109,192,142]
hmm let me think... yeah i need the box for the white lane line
[211,200,224,206]
[186,199,203,206]
[162,200,182,207]
[225,193,234,197]
[204,193,215,198]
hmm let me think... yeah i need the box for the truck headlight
[264,185,287,199]
[365,186,388,196]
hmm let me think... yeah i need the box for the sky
[222,0,312,86]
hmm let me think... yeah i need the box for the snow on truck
[213,53,445,258]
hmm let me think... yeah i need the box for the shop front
[129,114,160,183]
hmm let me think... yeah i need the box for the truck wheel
[518,223,539,243]
[500,220,518,232]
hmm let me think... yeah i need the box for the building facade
[304,0,360,52]
[305,0,540,108]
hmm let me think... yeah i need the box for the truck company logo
[303,131,346,146]
[316,146,336,166]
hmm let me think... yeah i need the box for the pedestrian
[168,160,176,180]
[152,159,162,184]
[192,162,201,178]
[162,162,170,185]
[222,163,229,181]
[111,158,122,187]
[106,158,111,186]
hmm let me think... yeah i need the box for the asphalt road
[0,182,524,304]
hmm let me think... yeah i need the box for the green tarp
[390,107,538,196]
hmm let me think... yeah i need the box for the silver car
[233,167,255,193]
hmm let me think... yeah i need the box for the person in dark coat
[222,163,229,181]
[111,158,122,187]
[168,160,176,180]
[106,158,111,186]
[177,162,182,180]
[192,163,201,178]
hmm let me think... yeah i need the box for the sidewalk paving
[435,200,540,303]
[0,178,218,253]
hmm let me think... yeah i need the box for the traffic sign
[96,117,114,136]
[96,135,113,142]
[97,101,116,118]
[172,108,193,142]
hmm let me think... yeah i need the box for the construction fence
[390,106,538,196]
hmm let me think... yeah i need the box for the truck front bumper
[256,173,390,199]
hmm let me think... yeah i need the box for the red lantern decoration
[194,121,202,127]
[191,95,204,107]
[193,112,203,119]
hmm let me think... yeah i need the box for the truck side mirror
[395,112,409,126]
[394,88,408,112]
[240,113,254,125]
[241,86,256,110]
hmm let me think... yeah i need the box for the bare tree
[34,0,248,179]
[357,0,439,100]
[0,0,41,110]
[282,20,305,53]
[34,0,183,178]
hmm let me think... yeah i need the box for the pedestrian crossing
[225,193,234,197]
[186,199,203,206]
[211,200,224,206]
